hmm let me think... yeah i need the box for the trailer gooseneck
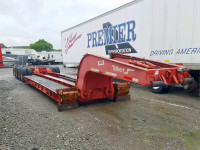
[13,53,194,111]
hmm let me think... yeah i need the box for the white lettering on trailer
[91,68,100,72]
[98,60,104,66]
[125,69,135,75]
[106,72,117,77]
[112,65,134,75]
[132,78,139,82]
[107,48,132,54]
[155,70,159,75]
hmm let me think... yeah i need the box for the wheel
[18,67,23,81]
[22,68,28,76]
[14,68,17,78]
[151,85,172,94]
[35,59,41,65]
[52,67,56,73]
[16,67,20,79]
[49,67,56,73]
[26,68,32,75]
[14,69,16,77]
[21,68,27,82]
[13,69,15,76]
[15,67,18,78]
[48,67,53,72]
[185,81,198,93]
[13,68,15,76]
[54,67,60,73]
[163,85,172,92]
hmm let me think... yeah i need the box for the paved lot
[0,66,200,150]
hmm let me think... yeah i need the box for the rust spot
[114,82,130,95]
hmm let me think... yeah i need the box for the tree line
[1,39,61,52]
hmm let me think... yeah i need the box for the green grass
[133,105,200,149]
[180,131,200,149]
[134,127,200,149]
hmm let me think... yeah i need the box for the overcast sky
[0,0,134,49]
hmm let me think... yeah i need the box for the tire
[186,81,198,93]
[16,67,20,79]
[14,69,16,77]
[49,67,56,73]
[15,67,18,78]
[18,67,24,80]
[26,68,32,75]
[48,67,53,72]
[18,68,21,80]
[52,67,56,73]
[18,67,24,81]
[15,67,19,78]
[54,67,60,73]
[151,85,172,94]
[22,68,27,76]
[21,68,27,82]
[163,85,172,92]
[13,68,15,76]
[14,68,17,78]
[13,68,16,77]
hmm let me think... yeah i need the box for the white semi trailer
[37,51,63,64]
[61,0,200,82]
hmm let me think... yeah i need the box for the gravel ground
[0,66,200,150]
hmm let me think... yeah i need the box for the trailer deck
[25,75,68,93]
[23,72,79,110]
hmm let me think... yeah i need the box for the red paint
[65,33,82,54]
[76,53,191,101]
[124,76,132,81]
[176,63,183,66]
[0,44,4,67]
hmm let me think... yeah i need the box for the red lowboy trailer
[13,53,195,111]
[0,45,4,67]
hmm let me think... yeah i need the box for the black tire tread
[55,67,60,73]
[26,68,32,75]
[152,85,172,94]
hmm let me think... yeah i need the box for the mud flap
[58,102,79,112]
[113,94,130,102]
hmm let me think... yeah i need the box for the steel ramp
[24,75,68,93]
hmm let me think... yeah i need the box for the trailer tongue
[13,53,194,111]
